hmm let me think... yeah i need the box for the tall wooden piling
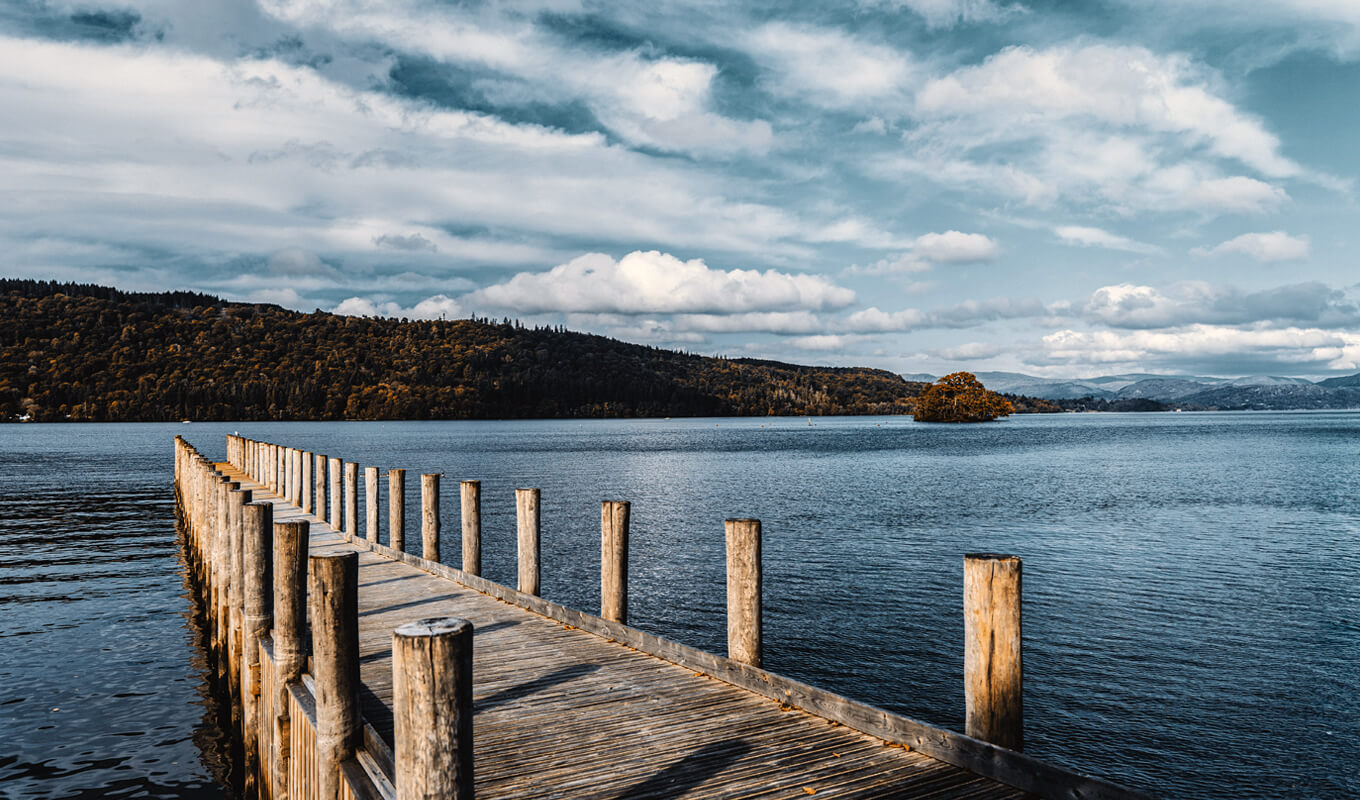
[302,450,313,514]
[725,518,762,668]
[516,488,540,596]
[309,551,361,800]
[390,469,406,552]
[964,553,1023,751]
[600,500,629,624]
[272,520,309,800]
[393,618,474,800]
[227,484,248,713]
[365,466,380,543]
[422,474,441,563]
[241,502,273,800]
[345,462,359,539]
[315,454,327,522]
[292,449,302,505]
[329,456,342,531]
[460,481,481,576]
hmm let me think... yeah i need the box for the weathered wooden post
[329,456,342,530]
[272,520,309,800]
[460,480,481,576]
[390,469,406,552]
[345,462,359,539]
[291,448,301,504]
[422,474,441,563]
[279,447,288,500]
[315,454,328,520]
[964,553,1023,751]
[302,450,313,514]
[309,550,361,800]
[241,502,273,800]
[725,518,762,667]
[227,483,248,711]
[600,500,629,624]
[393,618,474,800]
[516,488,540,596]
[365,466,380,543]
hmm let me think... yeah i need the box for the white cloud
[903,43,1319,215]
[331,293,462,319]
[1193,231,1310,262]
[466,250,856,314]
[916,44,1299,178]
[845,296,1048,332]
[842,230,998,275]
[1037,325,1360,372]
[1054,225,1163,255]
[746,23,916,107]
[1084,281,1357,328]
[911,230,999,262]
[257,0,772,157]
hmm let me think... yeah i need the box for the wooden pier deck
[176,435,1150,800]
[239,463,1025,800]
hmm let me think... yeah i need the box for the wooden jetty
[174,434,1151,800]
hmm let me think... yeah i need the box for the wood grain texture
[964,554,1023,752]
[393,618,473,800]
[516,488,540,596]
[420,474,440,564]
[460,480,480,576]
[310,550,361,800]
[388,469,405,553]
[725,518,762,668]
[600,500,629,624]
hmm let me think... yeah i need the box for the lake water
[2,413,1357,799]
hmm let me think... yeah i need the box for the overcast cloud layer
[4,0,1359,377]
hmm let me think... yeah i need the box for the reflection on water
[2,413,1358,799]
[0,478,233,798]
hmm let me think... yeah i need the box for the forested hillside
[0,280,928,421]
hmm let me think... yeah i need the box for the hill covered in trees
[1,279,932,422]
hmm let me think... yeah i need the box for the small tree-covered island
[913,372,1014,423]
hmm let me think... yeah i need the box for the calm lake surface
[2,413,1357,799]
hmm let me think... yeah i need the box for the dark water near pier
[2,413,1358,799]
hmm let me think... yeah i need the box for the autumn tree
[912,371,1013,423]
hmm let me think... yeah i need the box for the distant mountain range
[904,371,1360,410]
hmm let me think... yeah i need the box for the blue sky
[3,0,1359,378]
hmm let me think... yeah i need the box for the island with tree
[912,372,1015,423]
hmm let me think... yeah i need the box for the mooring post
[227,482,247,708]
[516,488,540,596]
[365,466,380,543]
[345,462,359,539]
[291,448,301,505]
[315,453,328,521]
[272,520,309,800]
[283,446,292,502]
[328,456,342,530]
[600,500,630,624]
[302,450,313,514]
[725,518,762,667]
[310,550,360,800]
[460,480,481,575]
[393,618,474,800]
[964,553,1023,751]
[241,502,273,800]
[422,473,441,563]
[390,468,406,552]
